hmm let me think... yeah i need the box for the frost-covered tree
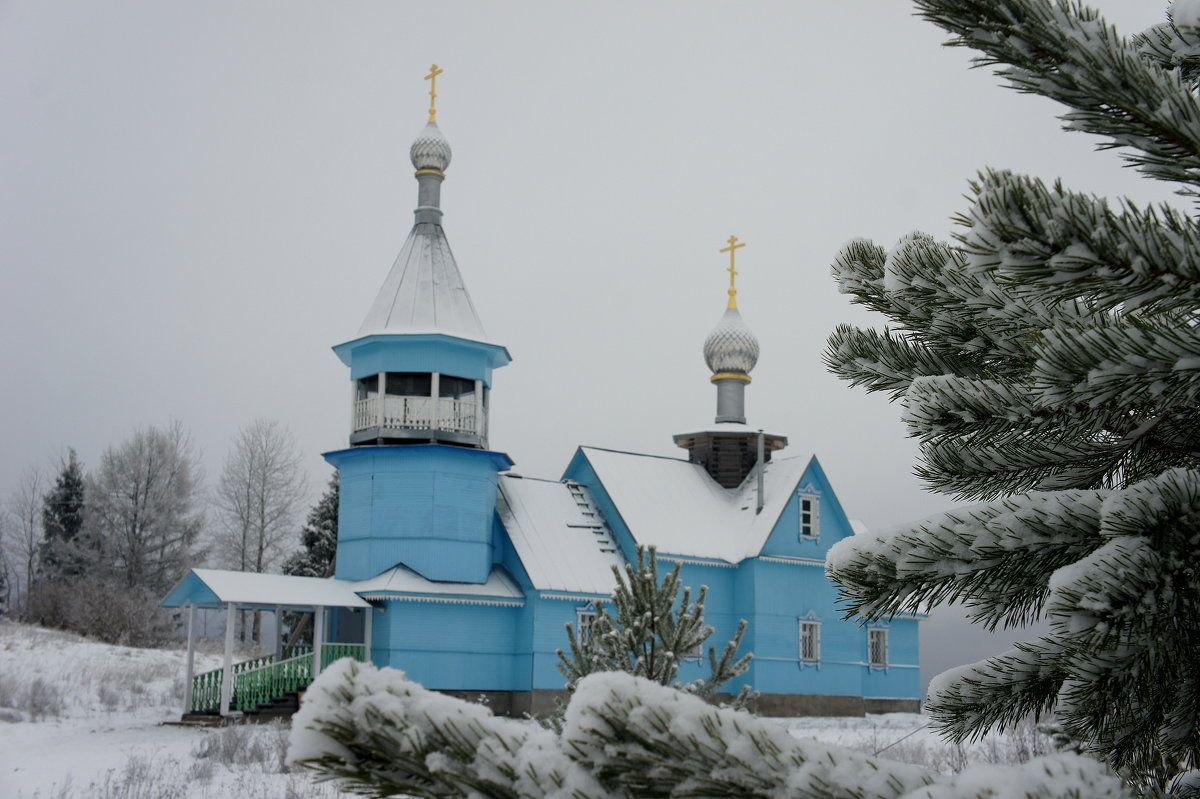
[5,466,43,619]
[824,0,1200,792]
[557,546,752,707]
[89,421,204,594]
[215,419,307,643]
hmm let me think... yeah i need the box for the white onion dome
[410,122,452,172]
[703,306,760,375]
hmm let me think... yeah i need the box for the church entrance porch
[162,569,374,720]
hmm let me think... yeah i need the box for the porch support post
[431,372,441,436]
[377,372,387,430]
[312,605,325,681]
[220,601,236,716]
[363,605,373,663]
[474,379,485,443]
[274,605,283,660]
[183,602,196,715]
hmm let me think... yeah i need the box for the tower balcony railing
[352,395,480,436]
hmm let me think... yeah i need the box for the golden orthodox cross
[425,64,444,123]
[720,235,746,309]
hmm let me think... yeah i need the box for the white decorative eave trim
[757,555,826,567]
[362,593,524,608]
[655,554,738,569]
[538,593,613,603]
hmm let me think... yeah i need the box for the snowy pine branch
[957,170,1200,315]
[827,490,1107,630]
[289,661,1140,799]
[915,0,1200,196]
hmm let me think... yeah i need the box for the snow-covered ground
[0,621,1053,798]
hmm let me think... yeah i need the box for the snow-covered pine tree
[556,545,753,706]
[283,472,338,579]
[824,0,1200,792]
[282,472,338,645]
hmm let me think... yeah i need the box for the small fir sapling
[555,545,754,709]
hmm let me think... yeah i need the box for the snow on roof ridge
[577,445,691,463]
[499,473,568,486]
[579,447,811,564]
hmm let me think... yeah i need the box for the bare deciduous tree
[215,419,308,642]
[5,466,44,618]
[89,420,204,595]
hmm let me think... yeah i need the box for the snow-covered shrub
[823,0,1200,792]
[193,720,293,772]
[288,659,1138,798]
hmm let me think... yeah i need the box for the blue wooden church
[164,72,920,719]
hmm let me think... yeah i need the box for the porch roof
[161,568,371,611]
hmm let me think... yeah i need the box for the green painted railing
[321,643,365,670]
[234,652,313,712]
[190,644,367,714]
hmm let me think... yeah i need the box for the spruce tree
[39,449,87,578]
[282,472,338,645]
[823,0,1200,792]
[283,472,338,579]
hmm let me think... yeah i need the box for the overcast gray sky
[0,0,1179,689]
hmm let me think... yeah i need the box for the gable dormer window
[798,487,820,540]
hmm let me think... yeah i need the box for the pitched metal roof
[353,563,523,602]
[161,568,371,610]
[497,474,624,595]
[356,221,490,342]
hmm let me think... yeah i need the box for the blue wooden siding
[326,445,512,583]
[333,333,508,384]
[374,600,521,690]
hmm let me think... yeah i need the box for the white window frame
[798,487,821,540]
[799,616,821,666]
[576,604,599,647]
[868,627,888,671]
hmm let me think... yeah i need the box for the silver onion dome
[703,306,760,375]
[410,122,452,172]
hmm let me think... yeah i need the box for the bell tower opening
[351,371,489,448]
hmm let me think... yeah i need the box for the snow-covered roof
[161,569,371,610]
[578,447,810,564]
[497,474,624,595]
[353,563,523,601]
[356,222,491,343]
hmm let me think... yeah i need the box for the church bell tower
[325,66,513,584]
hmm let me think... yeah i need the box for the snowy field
[0,621,1053,798]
